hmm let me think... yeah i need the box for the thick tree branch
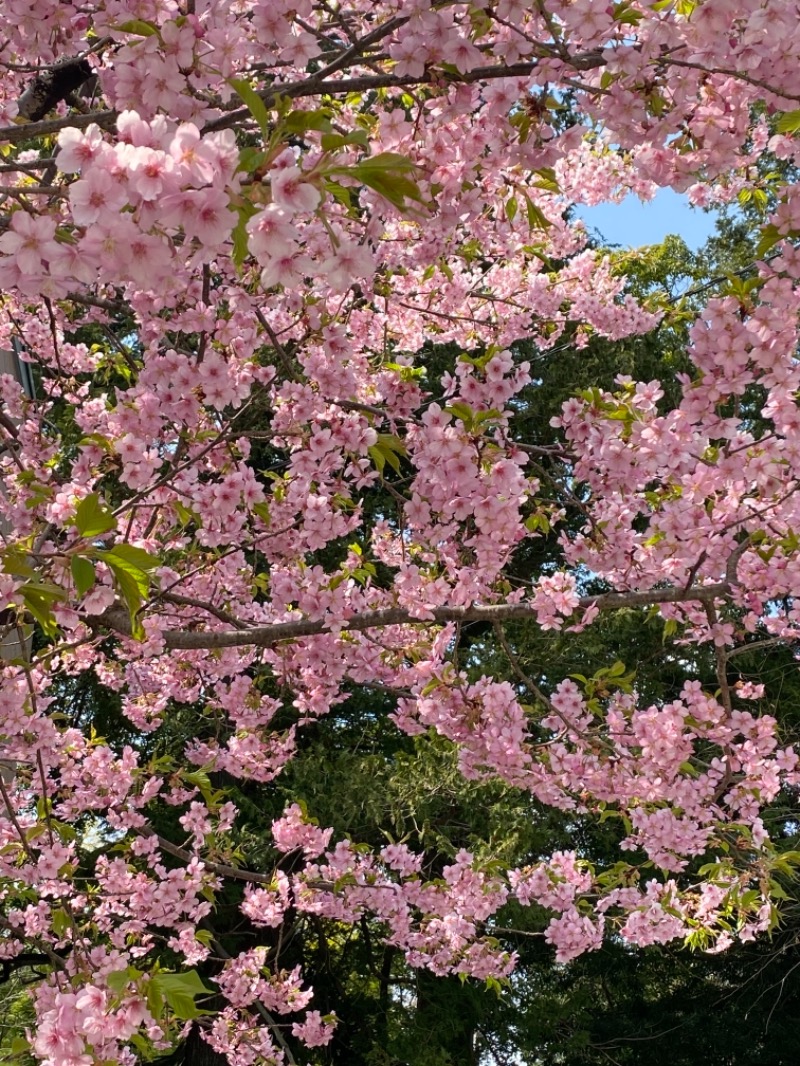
[0,58,567,144]
[98,582,731,650]
[203,60,560,133]
[0,107,117,145]
[3,44,798,151]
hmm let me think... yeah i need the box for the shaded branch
[16,58,94,122]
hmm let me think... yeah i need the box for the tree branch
[98,582,731,650]
[0,107,117,145]
[136,826,277,886]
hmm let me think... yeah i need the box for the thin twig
[209,936,300,1066]
[136,826,277,886]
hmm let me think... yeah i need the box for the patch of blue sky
[574,187,718,251]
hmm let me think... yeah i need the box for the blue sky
[575,188,718,251]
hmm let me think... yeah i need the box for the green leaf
[99,548,155,640]
[368,444,385,475]
[376,433,407,456]
[113,18,158,35]
[237,147,267,175]
[756,223,783,258]
[356,170,425,211]
[183,769,213,798]
[324,179,354,210]
[228,77,271,135]
[21,586,63,637]
[106,966,142,994]
[145,980,165,1021]
[321,130,369,152]
[613,1,643,26]
[340,152,426,211]
[522,192,551,231]
[106,566,145,630]
[74,493,117,538]
[71,556,96,598]
[231,201,259,269]
[355,151,419,174]
[78,433,115,453]
[525,513,550,534]
[373,432,403,471]
[284,109,333,135]
[533,166,560,193]
[776,109,800,135]
[252,500,271,524]
[104,543,160,572]
[51,907,71,938]
[2,548,35,579]
[151,970,215,1021]
[446,401,475,423]
[173,501,196,526]
[382,447,401,474]
[369,433,407,474]
[769,879,791,901]
[232,215,250,269]
[475,408,503,425]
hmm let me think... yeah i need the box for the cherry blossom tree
[1,0,800,1062]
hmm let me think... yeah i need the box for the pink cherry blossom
[0,2,798,1059]
[0,213,59,274]
[269,165,321,212]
